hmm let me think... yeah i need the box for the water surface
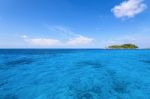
[0,49,150,99]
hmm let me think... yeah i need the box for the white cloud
[67,36,93,45]
[22,35,93,47]
[22,36,61,46]
[112,0,147,18]
[26,38,61,46]
[49,26,93,45]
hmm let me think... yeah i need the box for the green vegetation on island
[108,44,138,49]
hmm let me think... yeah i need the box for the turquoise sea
[0,49,150,99]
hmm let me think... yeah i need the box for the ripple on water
[0,94,18,99]
[0,58,34,69]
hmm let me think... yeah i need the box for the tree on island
[108,44,138,49]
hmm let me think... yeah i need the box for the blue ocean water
[0,49,150,99]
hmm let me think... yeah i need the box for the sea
[0,49,150,99]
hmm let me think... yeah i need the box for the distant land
[108,44,138,49]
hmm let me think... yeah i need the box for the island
[108,44,138,49]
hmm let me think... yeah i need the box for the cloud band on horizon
[22,26,93,47]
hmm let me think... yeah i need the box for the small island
[108,44,138,49]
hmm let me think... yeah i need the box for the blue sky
[0,0,150,48]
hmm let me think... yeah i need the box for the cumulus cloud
[111,0,147,18]
[67,36,93,45]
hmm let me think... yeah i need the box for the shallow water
[0,49,150,99]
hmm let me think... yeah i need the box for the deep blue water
[0,49,150,99]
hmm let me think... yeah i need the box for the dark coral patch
[3,94,18,99]
[76,92,93,99]
[140,60,150,64]
[0,81,8,87]
[68,85,101,99]
[112,80,128,93]
[77,61,103,69]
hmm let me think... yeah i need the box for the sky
[0,0,150,48]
